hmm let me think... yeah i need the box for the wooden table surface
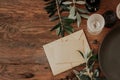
[0,0,119,80]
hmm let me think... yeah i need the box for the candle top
[87,14,105,32]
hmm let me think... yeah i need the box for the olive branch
[44,0,89,37]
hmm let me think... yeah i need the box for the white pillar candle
[87,14,105,35]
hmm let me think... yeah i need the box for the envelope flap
[54,30,90,64]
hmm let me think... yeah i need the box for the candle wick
[94,20,97,28]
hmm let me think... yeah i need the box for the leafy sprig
[65,0,90,27]
[50,17,74,36]
[44,0,90,37]
[44,0,74,37]
[73,50,107,80]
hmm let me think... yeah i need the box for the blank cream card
[43,29,90,75]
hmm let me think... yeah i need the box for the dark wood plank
[0,64,53,80]
[0,0,59,64]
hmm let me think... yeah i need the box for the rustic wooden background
[0,0,119,80]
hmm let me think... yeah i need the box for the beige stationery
[43,29,90,75]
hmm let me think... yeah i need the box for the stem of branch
[73,0,76,8]
[55,0,64,30]
[85,59,92,80]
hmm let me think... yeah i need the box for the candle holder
[87,14,105,35]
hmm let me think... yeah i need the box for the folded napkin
[43,29,90,75]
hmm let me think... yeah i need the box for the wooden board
[0,0,119,80]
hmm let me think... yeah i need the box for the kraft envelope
[43,30,90,75]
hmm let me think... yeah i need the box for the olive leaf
[63,18,74,25]
[44,0,57,17]
[77,8,90,14]
[62,1,72,5]
[93,69,100,78]
[56,27,61,36]
[79,74,91,80]
[78,50,85,59]
[80,68,87,74]
[73,70,80,75]
[73,70,81,80]
[81,14,90,19]
[60,29,65,37]
[49,15,59,21]
[76,1,86,5]
[87,54,98,68]
[68,6,76,19]
[50,17,74,37]
[87,50,93,58]
[79,63,86,66]
[50,23,61,31]
[76,12,81,27]
[64,26,74,34]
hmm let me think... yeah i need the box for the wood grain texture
[0,0,119,80]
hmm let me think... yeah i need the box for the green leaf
[64,26,74,34]
[63,18,74,25]
[78,51,84,59]
[44,2,57,17]
[45,0,55,5]
[87,50,93,58]
[80,14,89,19]
[68,6,76,19]
[79,63,86,66]
[49,9,57,17]
[73,70,79,75]
[87,54,98,68]
[60,29,65,37]
[67,6,72,10]
[56,27,61,36]
[49,16,59,21]
[80,69,87,74]
[78,8,90,14]
[62,1,72,5]
[50,23,61,31]
[60,5,70,12]
[75,1,85,5]
[79,74,91,80]
[70,6,75,14]
[73,70,81,80]
[76,12,81,27]
[93,69,100,78]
